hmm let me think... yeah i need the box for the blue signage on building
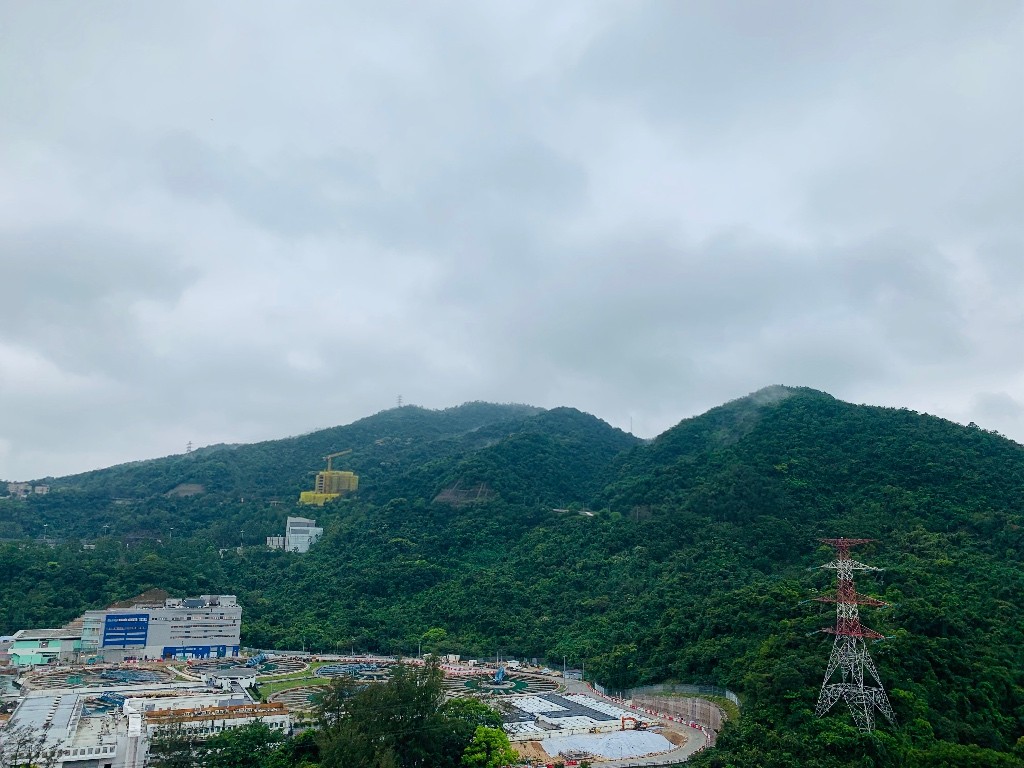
[102,613,149,647]
[162,645,236,659]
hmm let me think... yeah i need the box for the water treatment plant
[1,589,722,766]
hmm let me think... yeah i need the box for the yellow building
[298,451,358,506]
[298,470,358,506]
[316,470,359,495]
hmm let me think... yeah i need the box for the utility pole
[814,538,897,732]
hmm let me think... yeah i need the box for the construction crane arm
[323,450,352,471]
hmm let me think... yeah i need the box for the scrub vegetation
[2,389,1022,767]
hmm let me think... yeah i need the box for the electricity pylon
[814,537,897,732]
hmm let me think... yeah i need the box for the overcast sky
[2,1,1022,480]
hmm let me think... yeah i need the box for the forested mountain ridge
[604,385,1024,531]
[31,401,545,499]
[2,387,1022,767]
[4,401,617,541]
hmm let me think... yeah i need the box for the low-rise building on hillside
[266,516,323,553]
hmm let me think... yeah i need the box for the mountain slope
[40,401,543,499]
[1,388,1021,767]
[0,402,639,542]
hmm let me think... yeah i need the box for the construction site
[0,657,292,768]
[0,644,728,767]
[298,451,358,506]
[411,660,712,763]
[0,540,724,768]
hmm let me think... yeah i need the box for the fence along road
[558,678,714,766]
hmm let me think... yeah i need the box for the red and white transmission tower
[814,537,896,732]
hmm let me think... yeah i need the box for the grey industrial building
[79,593,241,662]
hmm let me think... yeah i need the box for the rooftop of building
[88,590,238,613]
[13,627,83,641]
[68,711,120,749]
[106,588,171,609]
[144,701,286,724]
[7,692,81,752]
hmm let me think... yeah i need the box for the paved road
[557,679,711,766]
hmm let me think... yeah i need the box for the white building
[3,683,290,768]
[132,695,289,739]
[201,667,258,691]
[4,482,48,498]
[3,690,121,767]
[79,594,241,663]
[266,516,323,553]
[6,482,31,498]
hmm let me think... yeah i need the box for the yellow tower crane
[323,450,352,471]
[299,449,359,506]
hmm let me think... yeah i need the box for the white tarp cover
[510,696,567,714]
[541,731,674,758]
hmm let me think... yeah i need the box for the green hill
[1,388,1021,767]
[0,402,551,541]
[41,401,545,500]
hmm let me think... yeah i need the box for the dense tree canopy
[2,391,1022,766]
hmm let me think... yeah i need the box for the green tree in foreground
[316,659,495,768]
[203,722,285,768]
[147,723,201,768]
[0,725,59,768]
[461,726,519,768]
[148,721,314,768]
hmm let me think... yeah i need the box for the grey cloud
[570,2,1018,128]
[1,2,1022,479]
[153,133,379,236]
[440,226,986,427]
[971,392,1024,437]
[152,123,589,265]
[831,235,969,363]
[976,237,1024,289]
[0,227,196,375]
